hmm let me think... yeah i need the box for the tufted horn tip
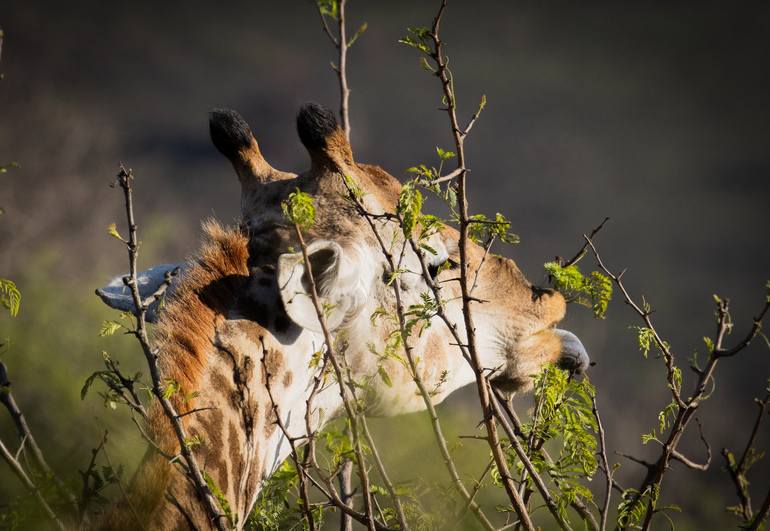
[296,103,353,167]
[209,107,295,186]
[209,108,255,161]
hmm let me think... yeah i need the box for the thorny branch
[316,0,353,140]
[584,235,770,530]
[722,393,770,527]
[425,3,537,529]
[0,361,78,514]
[113,166,229,531]
[0,362,66,530]
[592,396,613,531]
[339,177,495,531]
[290,221,378,531]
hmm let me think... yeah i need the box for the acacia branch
[592,396,613,531]
[261,345,316,531]
[723,394,770,525]
[426,4,535,527]
[493,388,600,530]
[0,436,65,530]
[114,166,229,530]
[584,235,769,531]
[560,217,609,268]
[0,361,78,515]
[489,383,576,531]
[340,177,495,531]
[291,222,377,531]
[315,0,352,139]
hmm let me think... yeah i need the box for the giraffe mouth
[554,329,590,374]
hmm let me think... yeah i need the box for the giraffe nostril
[531,285,556,301]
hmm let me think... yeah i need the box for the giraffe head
[209,103,589,409]
[95,103,591,527]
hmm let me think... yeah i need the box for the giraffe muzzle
[554,329,590,374]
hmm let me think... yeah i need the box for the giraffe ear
[277,240,367,332]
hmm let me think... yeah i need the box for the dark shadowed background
[1,1,769,529]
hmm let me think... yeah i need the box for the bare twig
[584,235,770,531]
[749,487,770,531]
[78,432,108,524]
[337,0,351,139]
[141,266,179,309]
[560,217,610,268]
[360,415,410,530]
[723,394,770,525]
[592,396,613,531]
[102,434,146,531]
[0,361,78,514]
[425,4,535,528]
[261,343,316,531]
[291,221,377,531]
[340,177,495,531]
[113,166,229,530]
[316,0,352,139]
[0,436,65,530]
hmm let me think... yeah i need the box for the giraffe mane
[155,219,251,394]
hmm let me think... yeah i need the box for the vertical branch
[340,178,496,531]
[261,349,316,531]
[425,3,536,529]
[592,396,613,531]
[291,222,377,531]
[584,235,770,530]
[337,0,351,139]
[0,437,65,530]
[316,0,352,140]
[723,393,770,526]
[113,166,229,531]
[338,449,354,531]
[0,361,78,514]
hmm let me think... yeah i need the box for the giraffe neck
[181,317,340,530]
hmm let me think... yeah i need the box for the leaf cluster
[281,188,316,229]
[544,262,612,318]
[468,213,520,246]
[0,278,21,317]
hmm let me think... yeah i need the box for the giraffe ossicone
[96,103,590,530]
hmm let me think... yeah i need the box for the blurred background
[1,1,769,529]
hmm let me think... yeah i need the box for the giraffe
[96,103,590,530]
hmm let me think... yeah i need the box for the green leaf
[478,94,487,113]
[107,222,125,242]
[632,326,662,358]
[348,22,368,47]
[316,0,339,19]
[81,372,100,400]
[544,262,612,318]
[281,188,316,229]
[0,278,21,317]
[162,379,181,400]
[99,320,122,337]
[378,366,393,387]
[397,181,423,236]
[435,146,456,160]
